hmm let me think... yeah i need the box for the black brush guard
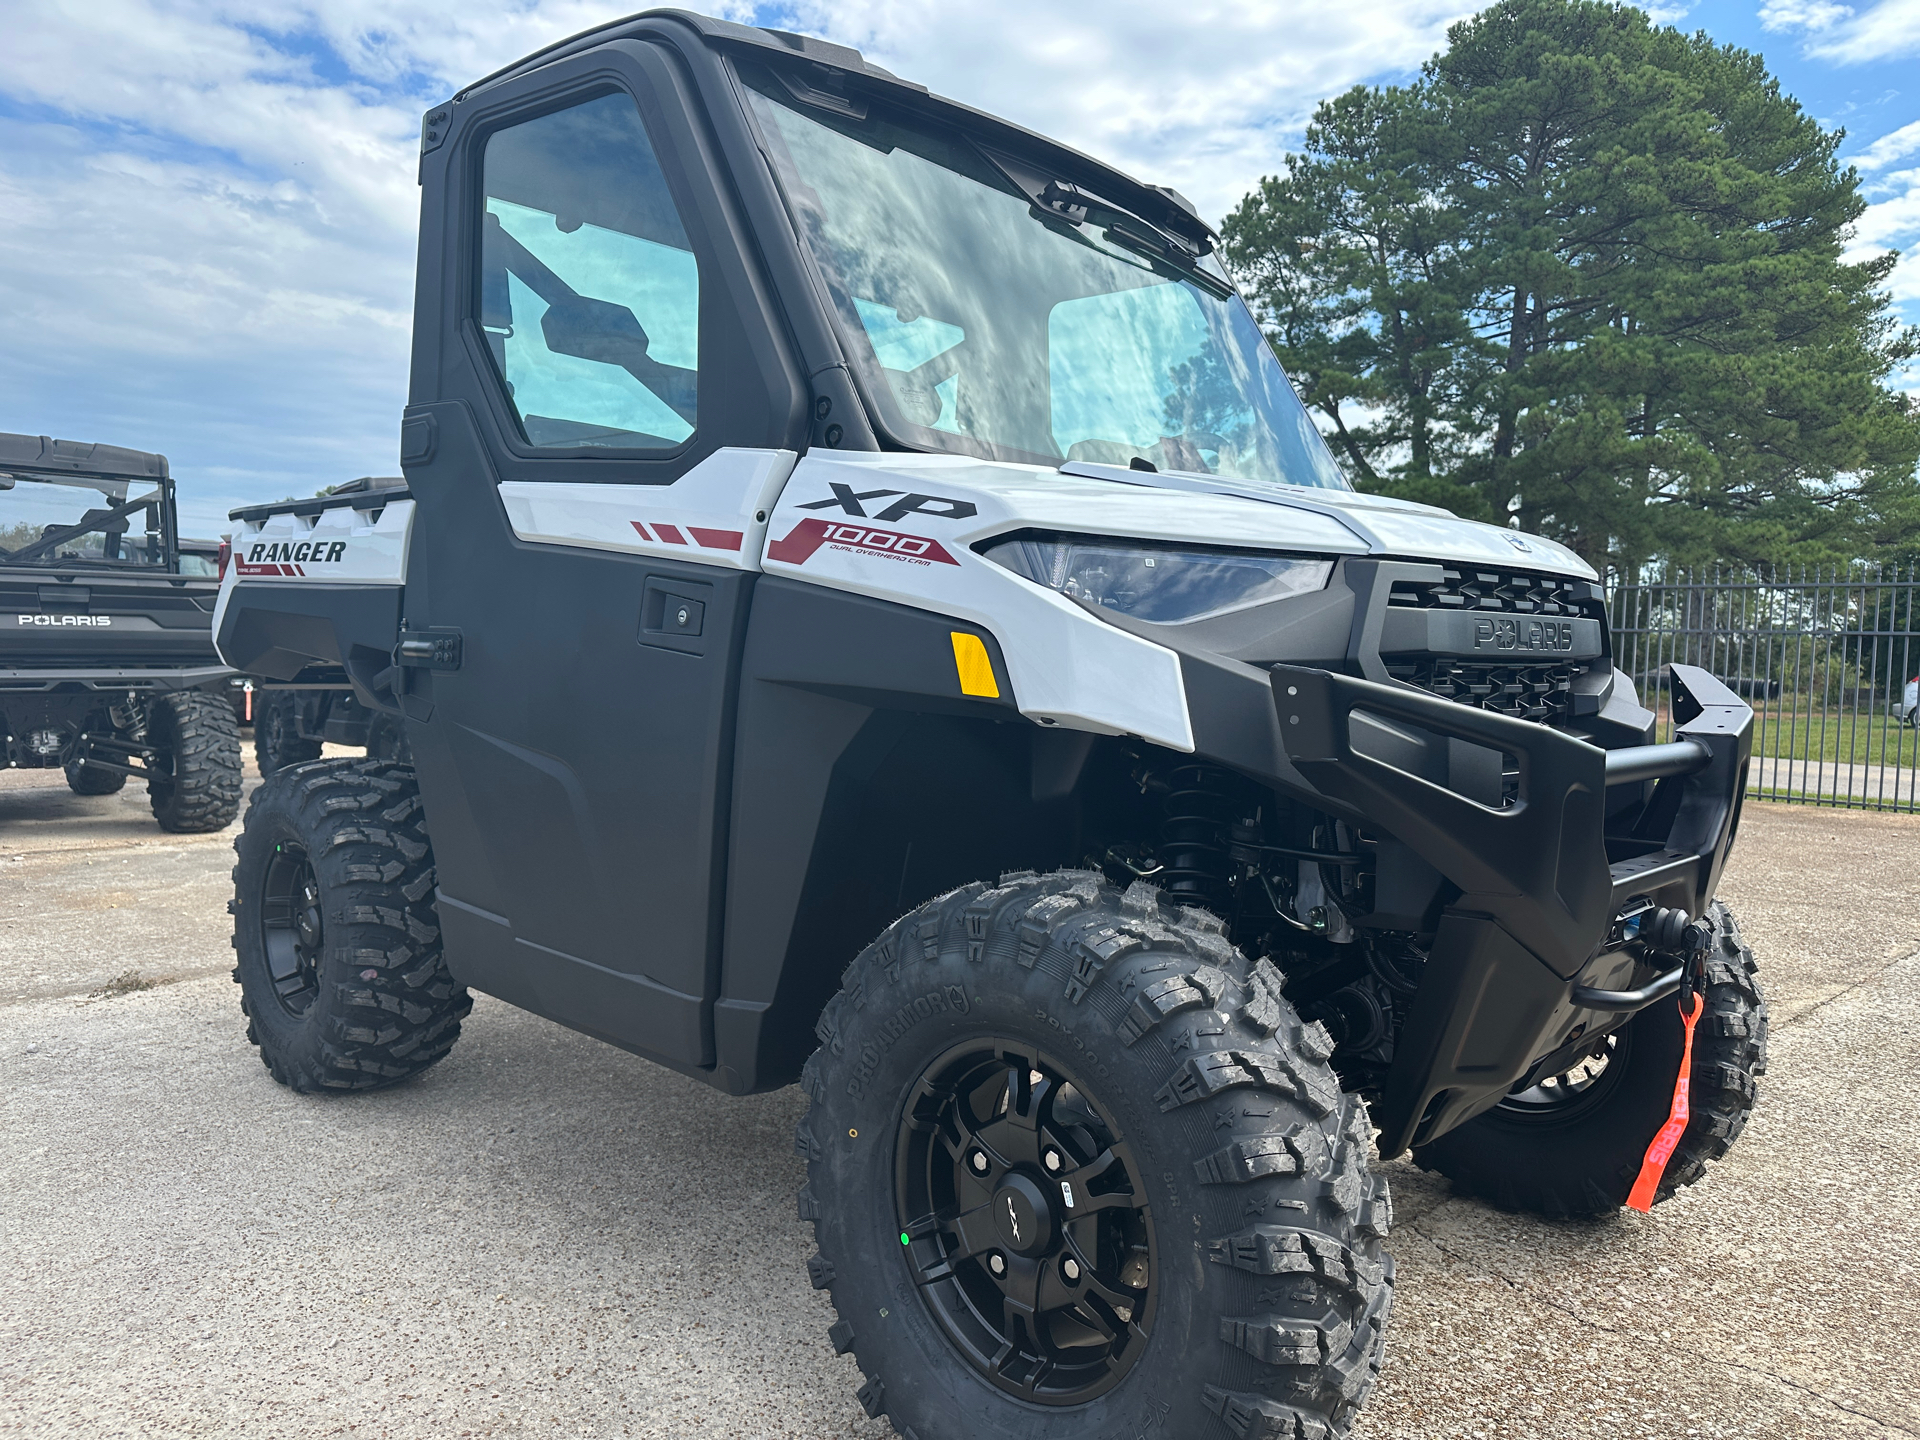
[1271,662,1752,1156]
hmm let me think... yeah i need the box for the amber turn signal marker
[950,631,999,698]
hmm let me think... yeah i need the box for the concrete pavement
[3,763,1916,1438]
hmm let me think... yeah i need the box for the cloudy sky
[1,0,1917,536]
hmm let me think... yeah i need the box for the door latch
[395,628,462,671]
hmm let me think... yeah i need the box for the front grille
[1380,563,1605,733]
[1387,657,1588,727]
[1389,565,1604,619]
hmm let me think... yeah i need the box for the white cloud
[1851,117,1920,169]
[1848,170,1920,304]
[1759,0,1856,33]
[1795,0,1920,59]
[1847,114,1920,323]
[0,0,1467,524]
[765,0,1472,223]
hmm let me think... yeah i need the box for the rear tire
[147,689,243,832]
[230,758,470,1092]
[65,760,127,795]
[1413,901,1766,1216]
[254,692,323,777]
[799,871,1394,1440]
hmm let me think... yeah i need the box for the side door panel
[406,404,762,1071]
[399,39,807,1073]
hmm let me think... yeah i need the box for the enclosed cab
[215,14,1768,1439]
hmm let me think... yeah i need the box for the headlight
[981,534,1332,624]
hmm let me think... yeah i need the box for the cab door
[397,41,808,1071]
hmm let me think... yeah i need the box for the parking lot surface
[3,761,1917,1438]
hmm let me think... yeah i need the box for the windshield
[0,473,170,569]
[743,74,1348,489]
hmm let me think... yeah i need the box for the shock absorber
[1156,763,1237,910]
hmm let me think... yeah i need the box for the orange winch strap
[1626,991,1705,1213]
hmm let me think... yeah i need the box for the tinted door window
[479,92,699,451]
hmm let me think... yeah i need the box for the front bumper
[1273,662,1752,1156]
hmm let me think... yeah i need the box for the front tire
[1413,901,1766,1216]
[798,872,1394,1440]
[230,758,471,1092]
[147,689,243,832]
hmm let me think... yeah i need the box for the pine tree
[1223,0,1920,572]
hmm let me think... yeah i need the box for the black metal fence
[1607,563,1920,812]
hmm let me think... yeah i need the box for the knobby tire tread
[1411,901,1766,1216]
[254,693,323,778]
[148,688,243,832]
[796,871,1394,1440]
[65,760,127,795]
[231,757,470,1093]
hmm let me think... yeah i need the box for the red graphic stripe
[688,527,744,551]
[653,523,688,545]
[766,517,958,567]
[630,521,654,541]
[766,518,832,564]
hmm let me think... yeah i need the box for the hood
[770,452,1593,580]
[1056,461,1595,580]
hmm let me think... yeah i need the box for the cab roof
[451,8,1213,251]
[0,432,169,481]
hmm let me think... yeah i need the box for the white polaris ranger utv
[214,12,1766,1437]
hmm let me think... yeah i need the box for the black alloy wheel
[896,1040,1155,1406]
[1495,1029,1632,1124]
[261,840,324,1017]
[800,872,1394,1440]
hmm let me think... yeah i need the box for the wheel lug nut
[1044,1150,1062,1173]
[989,1253,1006,1277]
[1062,1257,1080,1281]
[970,1151,990,1175]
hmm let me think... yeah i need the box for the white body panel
[216,441,1593,754]
[759,453,1596,753]
[213,497,415,659]
[1057,461,1596,578]
[762,454,1213,750]
[499,448,798,571]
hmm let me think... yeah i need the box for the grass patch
[1654,704,1920,766]
[1749,709,1920,766]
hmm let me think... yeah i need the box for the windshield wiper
[977,148,1234,298]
